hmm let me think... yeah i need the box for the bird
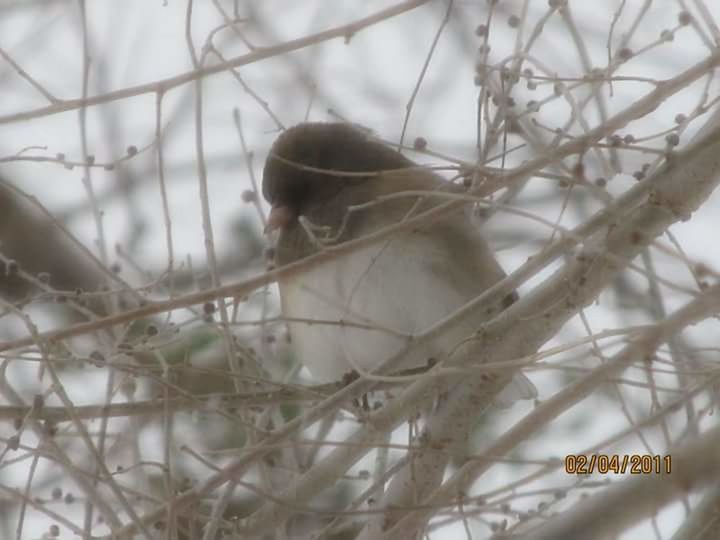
[262,122,535,402]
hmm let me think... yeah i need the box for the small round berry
[413,137,427,151]
[241,190,257,203]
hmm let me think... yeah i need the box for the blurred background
[1,1,719,538]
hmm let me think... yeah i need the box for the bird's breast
[278,233,476,382]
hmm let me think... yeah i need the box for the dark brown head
[262,123,414,231]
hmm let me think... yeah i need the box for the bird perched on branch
[262,122,535,403]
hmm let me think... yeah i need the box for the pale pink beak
[264,205,294,233]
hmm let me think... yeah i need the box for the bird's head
[262,122,413,232]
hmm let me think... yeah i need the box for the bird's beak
[264,205,293,234]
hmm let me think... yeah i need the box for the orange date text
[564,454,671,474]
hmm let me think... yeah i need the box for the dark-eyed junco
[262,122,535,402]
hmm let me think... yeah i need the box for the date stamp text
[565,454,671,474]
